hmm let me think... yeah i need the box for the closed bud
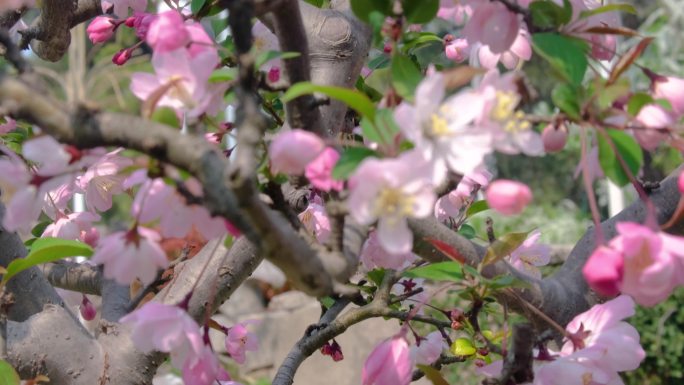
[542,123,568,153]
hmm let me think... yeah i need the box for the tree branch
[38,261,102,296]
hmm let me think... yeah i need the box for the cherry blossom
[362,334,412,385]
[582,246,624,297]
[42,211,100,242]
[91,226,168,285]
[348,151,435,254]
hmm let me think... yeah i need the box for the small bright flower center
[375,187,414,220]
[429,114,450,136]
[491,91,531,133]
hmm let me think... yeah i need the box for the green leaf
[0,360,20,385]
[416,364,449,385]
[401,0,439,24]
[529,0,572,28]
[402,33,443,53]
[483,231,532,266]
[597,129,643,187]
[208,68,237,83]
[151,107,181,128]
[31,220,52,238]
[404,261,464,282]
[368,55,391,70]
[331,147,378,180]
[458,224,477,239]
[3,238,94,284]
[282,82,376,120]
[551,83,582,120]
[304,0,325,6]
[627,92,655,116]
[579,4,636,19]
[391,54,422,101]
[190,0,207,14]
[255,50,301,69]
[367,268,386,287]
[320,296,335,309]
[532,33,589,86]
[466,200,489,218]
[350,0,393,22]
[451,338,477,356]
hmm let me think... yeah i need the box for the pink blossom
[298,197,331,243]
[127,12,155,39]
[435,169,492,220]
[268,129,325,175]
[348,151,436,254]
[474,27,532,70]
[508,230,551,280]
[102,0,147,18]
[554,0,621,61]
[305,147,343,192]
[120,301,203,367]
[362,334,412,385]
[146,11,190,54]
[445,38,469,62]
[360,231,418,271]
[112,48,132,65]
[252,21,282,74]
[651,75,684,116]
[79,295,97,321]
[0,116,16,134]
[42,212,100,241]
[485,179,532,216]
[394,71,492,184]
[91,226,168,285]
[77,150,132,213]
[583,246,624,297]
[679,172,684,194]
[182,346,222,385]
[542,123,568,153]
[411,331,444,365]
[130,48,226,117]
[225,322,259,364]
[463,2,520,54]
[477,70,544,156]
[437,0,471,24]
[634,104,672,151]
[585,222,684,307]
[87,16,117,44]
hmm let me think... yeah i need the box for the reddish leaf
[583,26,640,37]
[424,238,467,264]
[608,37,654,85]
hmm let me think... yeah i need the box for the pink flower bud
[130,12,155,39]
[635,104,672,151]
[305,147,343,192]
[485,179,532,215]
[112,48,132,65]
[146,10,190,53]
[87,16,116,44]
[80,227,100,248]
[652,75,684,117]
[583,245,624,297]
[80,295,97,321]
[268,129,325,175]
[445,38,469,63]
[268,66,281,83]
[541,123,568,153]
[679,172,684,194]
[362,335,412,385]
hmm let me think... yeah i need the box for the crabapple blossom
[542,123,568,153]
[583,222,684,306]
[435,169,492,221]
[359,231,418,271]
[77,149,132,213]
[485,179,533,216]
[87,16,118,44]
[91,226,168,285]
[462,2,520,54]
[126,12,155,39]
[252,21,282,79]
[444,38,470,63]
[437,0,471,24]
[650,74,684,116]
[112,48,133,65]
[508,230,551,280]
[394,71,491,184]
[298,196,331,243]
[410,331,445,366]
[362,334,412,385]
[348,151,436,254]
[634,104,672,150]
[182,345,226,385]
[146,11,189,53]
[42,211,100,242]
[225,322,259,364]
[473,27,532,70]
[679,172,684,194]
[268,129,325,175]
[121,301,205,369]
[304,147,343,192]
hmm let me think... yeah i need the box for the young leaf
[391,53,422,101]
[626,92,655,116]
[532,33,588,86]
[551,83,582,120]
[529,0,572,28]
[579,3,636,19]
[482,231,532,266]
[404,261,464,282]
[331,147,378,180]
[190,0,207,14]
[350,0,393,22]
[451,338,477,356]
[401,0,439,24]
[597,129,643,187]
[466,200,489,218]
[0,361,20,385]
[2,238,94,284]
[608,37,654,85]
[282,82,376,120]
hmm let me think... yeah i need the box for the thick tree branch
[38,261,102,296]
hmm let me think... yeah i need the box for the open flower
[225,322,259,364]
[362,334,412,385]
[508,230,551,280]
[348,151,435,254]
[268,129,325,175]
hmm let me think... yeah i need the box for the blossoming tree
[0,0,683,384]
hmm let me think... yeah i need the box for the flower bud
[445,38,469,63]
[485,179,532,216]
[87,16,116,44]
[542,123,568,153]
[112,48,132,66]
[583,245,624,297]
[679,172,684,194]
[80,295,97,321]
